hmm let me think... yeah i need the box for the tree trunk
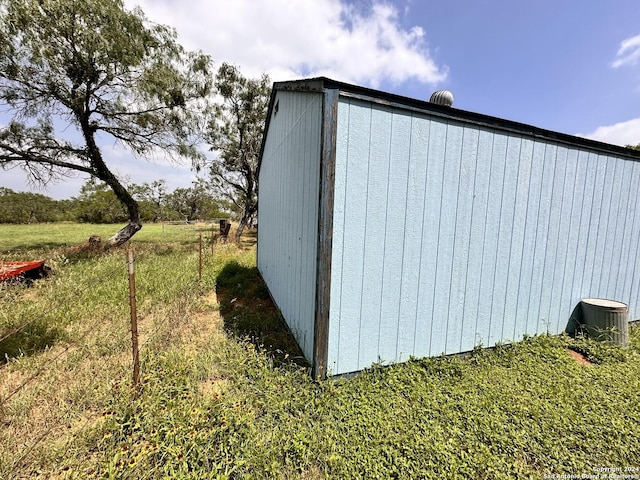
[80,119,143,248]
[103,188,142,248]
[234,216,248,242]
[234,202,257,242]
[102,176,143,248]
[105,221,143,248]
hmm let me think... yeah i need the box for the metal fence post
[127,247,140,395]
[211,224,215,256]
[198,233,203,281]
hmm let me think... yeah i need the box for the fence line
[5,332,129,476]
[161,220,224,242]
[0,267,122,346]
[8,353,132,476]
[137,251,207,355]
[1,231,219,477]
[10,418,59,473]
[0,250,147,404]
[127,247,140,395]
[2,253,136,475]
[0,315,99,407]
[1,232,214,390]
[160,219,231,245]
[138,314,171,354]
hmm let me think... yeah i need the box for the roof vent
[429,90,454,107]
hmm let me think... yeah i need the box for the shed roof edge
[266,77,640,160]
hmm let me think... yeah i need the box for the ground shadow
[564,303,583,336]
[0,241,69,255]
[0,320,63,363]
[1,268,61,362]
[215,261,308,368]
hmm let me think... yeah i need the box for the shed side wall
[328,96,640,375]
[257,90,322,362]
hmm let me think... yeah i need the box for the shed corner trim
[313,87,339,378]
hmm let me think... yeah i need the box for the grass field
[1,223,639,479]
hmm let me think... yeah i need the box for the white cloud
[612,34,640,68]
[2,0,447,199]
[578,117,640,147]
[125,0,447,87]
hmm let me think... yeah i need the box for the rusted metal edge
[0,261,45,281]
[313,88,339,379]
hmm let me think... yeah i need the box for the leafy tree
[206,63,270,241]
[163,178,229,222]
[0,0,212,247]
[130,180,168,222]
[74,180,128,224]
[625,143,640,151]
[0,187,66,223]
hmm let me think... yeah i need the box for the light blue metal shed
[257,78,640,377]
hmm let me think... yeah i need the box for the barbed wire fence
[160,219,230,245]
[0,261,126,476]
[0,221,230,477]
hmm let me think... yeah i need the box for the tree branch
[0,144,95,176]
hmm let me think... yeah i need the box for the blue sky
[2,0,640,199]
[396,0,640,134]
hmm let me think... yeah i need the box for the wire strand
[0,266,123,344]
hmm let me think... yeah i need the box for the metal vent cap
[430,90,454,107]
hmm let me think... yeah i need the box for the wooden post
[211,224,215,256]
[127,248,140,395]
[219,219,230,242]
[198,233,203,281]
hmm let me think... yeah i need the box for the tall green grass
[0,225,230,477]
[1,224,639,479]
[0,222,217,256]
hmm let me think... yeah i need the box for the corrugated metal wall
[257,90,323,361]
[328,96,640,375]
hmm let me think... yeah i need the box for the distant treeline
[0,180,232,224]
